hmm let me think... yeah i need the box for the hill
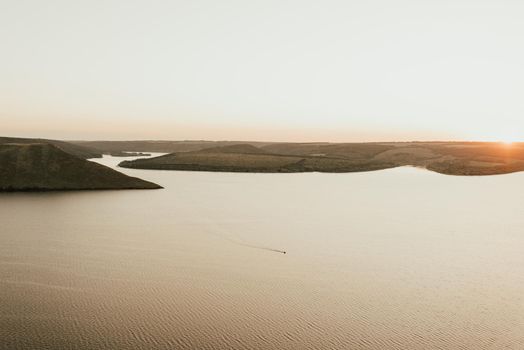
[119,141,524,175]
[0,143,162,191]
[119,143,396,173]
[0,136,102,159]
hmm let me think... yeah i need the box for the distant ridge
[71,140,273,154]
[0,143,161,191]
[196,144,268,154]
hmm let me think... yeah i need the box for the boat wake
[209,231,286,254]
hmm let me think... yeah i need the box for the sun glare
[498,134,520,145]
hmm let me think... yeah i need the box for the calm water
[1,155,523,349]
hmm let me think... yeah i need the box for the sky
[1,0,523,142]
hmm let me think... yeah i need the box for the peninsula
[117,141,524,176]
[0,143,162,191]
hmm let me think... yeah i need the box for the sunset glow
[1,0,523,142]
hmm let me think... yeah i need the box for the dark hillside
[0,143,161,191]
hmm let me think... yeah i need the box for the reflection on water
[1,155,523,349]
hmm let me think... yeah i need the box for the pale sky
[1,0,523,142]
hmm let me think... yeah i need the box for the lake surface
[1,155,523,349]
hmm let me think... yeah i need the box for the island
[118,142,524,176]
[0,143,162,191]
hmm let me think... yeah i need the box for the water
[1,154,523,349]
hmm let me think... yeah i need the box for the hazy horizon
[2,0,524,142]
[3,132,523,144]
